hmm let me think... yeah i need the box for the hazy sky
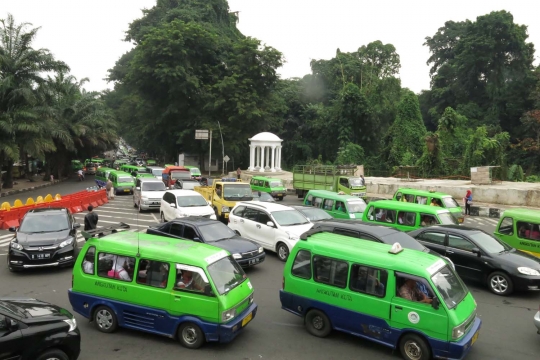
[2,0,538,94]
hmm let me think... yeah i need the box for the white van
[146,166,165,179]
[133,178,167,212]
[160,189,216,222]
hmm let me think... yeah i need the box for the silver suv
[133,178,167,212]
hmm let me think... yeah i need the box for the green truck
[293,165,367,200]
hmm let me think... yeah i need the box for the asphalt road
[1,178,539,360]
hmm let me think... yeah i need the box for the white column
[271,145,276,172]
[265,146,269,170]
[249,145,255,171]
[255,146,260,169]
[276,146,281,170]
[260,146,265,172]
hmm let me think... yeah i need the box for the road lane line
[79,209,155,217]
[0,234,14,240]
[73,214,156,223]
[151,212,159,223]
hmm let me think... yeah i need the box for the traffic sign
[223,155,230,162]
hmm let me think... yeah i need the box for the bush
[526,175,540,183]
[507,164,524,182]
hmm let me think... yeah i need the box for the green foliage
[507,164,524,182]
[416,132,446,176]
[462,126,510,172]
[335,142,365,165]
[526,175,539,183]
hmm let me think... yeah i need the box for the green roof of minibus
[396,188,452,198]
[501,208,540,222]
[307,189,359,201]
[98,167,115,171]
[252,176,282,181]
[108,170,132,177]
[87,232,229,267]
[301,232,441,277]
[369,200,450,214]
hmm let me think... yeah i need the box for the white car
[228,201,314,261]
[133,178,167,212]
[146,166,164,179]
[160,189,216,222]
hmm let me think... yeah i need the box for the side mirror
[136,187,141,190]
[266,221,275,228]
[169,203,176,208]
[73,223,81,229]
[8,227,16,233]
[471,247,481,257]
[431,297,440,310]
[204,284,215,297]
[8,319,18,330]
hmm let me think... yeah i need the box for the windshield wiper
[224,281,239,295]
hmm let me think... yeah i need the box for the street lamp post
[217,121,225,175]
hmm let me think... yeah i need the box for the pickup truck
[194,178,253,222]
[293,164,367,200]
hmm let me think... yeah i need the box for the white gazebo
[248,132,283,172]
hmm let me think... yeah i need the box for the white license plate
[32,253,50,260]
[249,259,259,265]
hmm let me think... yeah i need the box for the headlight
[249,294,254,304]
[233,253,242,259]
[63,317,77,332]
[210,214,217,220]
[10,241,23,251]
[221,206,230,213]
[221,308,236,322]
[59,238,74,248]
[258,247,264,254]
[518,267,540,276]
[452,322,467,340]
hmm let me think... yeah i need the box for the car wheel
[161,212,167,223]
[93,306,118,333]
[305,309,332,337]
[276,242,289,262]
[488,271,514,296]
[399,333,431,360]
[36,349,69,360]
[177,322,205,349]
[278,196,284,201]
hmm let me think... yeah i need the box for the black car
[147,217,265,267]
[0,297,81,360]
[409,225,540,296]
[302,219,455,267]
[7,208,80,272]
[291,205,333,223]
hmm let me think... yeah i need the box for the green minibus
[280,231,481,360]
[69,230,257,349]
[494,208,540,258]
[146,159,157,166]
[95,167,115,183]
[363,200,458,231]
[250,176,287,200]
[119,164,149,176]
[185,166,202,180]
[393,188,464,224]
[108,170,135,195]
[303,189,366,219]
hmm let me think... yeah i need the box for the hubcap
[46,358,61,360]
[312,315,323,330]
[278,245,288,259]
[96,309,113,330]
[490,275,508,293]
[404,340,422,360]
[182,326,198,344]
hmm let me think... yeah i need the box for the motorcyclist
[77,169,85,181]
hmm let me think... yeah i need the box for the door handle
[174,296,181,301]
[447,250,454,254]
[256,224,261,229]
[240,219,244,223]
[395,306,403,310]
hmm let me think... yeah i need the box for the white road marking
[151,212,159,223]
[73,213,156,223]
[0,234,14,240]
[72,218,148,228]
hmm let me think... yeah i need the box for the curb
[0,178,69,198]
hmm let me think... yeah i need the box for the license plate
[124,189,130,192]
[277,194,283,197]
[471,331,479,345]
[242,312,253,327]
[459,218,464,223]
[249,259,259,265]
[31,253,50,260]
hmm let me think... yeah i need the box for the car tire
[177,322,205,349]
[93,305,118,333]
[488,271,514,296]
[276,242,289,262]
[399,333,431,360]
[161,212,167,223]
[36,349,69,360]
[305,309,332,338]
[278,196,284,201]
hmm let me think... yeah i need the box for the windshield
[438,213,458,225]
[469,231,511,253]
[137,168,149,173]
[142,182,166,191]
[151,169,163,176]
[380,232,427,251]
[118,177,133,183]
[349,178,364,187]
[252,191,274,202]
[223,184,253,200]
[207,256,247,295]
[443,197,459,208]
[199,223,236,242]
[270,180,283,188]
[20,214,70,233]
[298,208,333,222]
[179,181,198,190]
[171,171,191,180]
[347,200,366,213]
[272,210,310,226]
[177,195,208,207]
[431,265,468,309]
[189,168,201,175]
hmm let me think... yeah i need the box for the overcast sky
[2,0,538,94]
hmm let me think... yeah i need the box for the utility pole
[218,121,225,175]
[208,130,212,177]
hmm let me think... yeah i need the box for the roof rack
[300,228,327,240]
[82,222,130,240]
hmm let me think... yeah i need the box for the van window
[323,199,334,211]
[350,264,388,297]
[375,209,396,223]
[313,197,323,208]
[98,253,135,282]
[82,246,95,275]
[137,260,169,288]
[291,250,312,279]
[335,201,346,212]
[442,197,459,208]
[403,194,414,203]
[314,256,348,288]
[264,181,270,188]
[517,221,540,241]
[498,217,514,235]
[395,192,403,201]
[339,178,348,187]
[416,196,427,205]
[366,205,374,219]
[397,211,416,226]
[174,265,209,293]
[420,214,438,227]
[305,194,313,205]
[251,178,256,185]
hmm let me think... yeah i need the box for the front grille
[464,310,477,334]
[24,245,57,250]
[148,198,161,202]
[241,250,259,258]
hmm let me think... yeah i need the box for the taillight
[282,276,285,290]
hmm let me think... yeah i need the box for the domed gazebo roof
[249,132,282,142]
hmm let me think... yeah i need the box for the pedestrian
[84,205,99,231]
[464,190,473,215]
[106,178,114,200]
[359,174,365,186]
[236,167,241,180]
